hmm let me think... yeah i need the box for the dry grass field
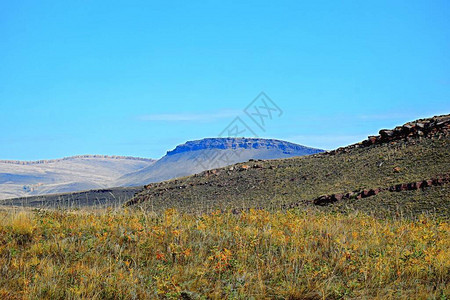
[0,207,448,299]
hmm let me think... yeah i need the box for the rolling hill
[126,114,450,217]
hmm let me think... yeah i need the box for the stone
[314,195,332,205]
[394,126,403,133]
[379,129,394,138]
[240,165,250,170]
[368,189,377,196]
[416,122,425,129]
[433,177,443,185]
[403,124,415,131]
[362,189,370,198]
[332,194,344,201]
[368,136,378,144]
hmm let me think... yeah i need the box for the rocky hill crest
[328,114,450,155]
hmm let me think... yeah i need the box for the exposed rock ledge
[326,114,450,155]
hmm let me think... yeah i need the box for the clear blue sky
[1,1,449,160]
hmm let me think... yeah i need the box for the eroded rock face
[312,174,450,206]
[327,114,450,155]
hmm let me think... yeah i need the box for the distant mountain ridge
[0,155,155,165]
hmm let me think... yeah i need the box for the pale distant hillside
[0,155,155,200]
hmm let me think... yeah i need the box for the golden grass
[0,208,448,299]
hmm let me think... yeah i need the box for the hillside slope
[0,155,155,200]
[127,114,450,217]
[116,138,323,186]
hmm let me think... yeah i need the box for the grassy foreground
[0,208,449,299]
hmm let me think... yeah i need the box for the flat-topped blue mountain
[166,138,320,155]
[116,138,323,186]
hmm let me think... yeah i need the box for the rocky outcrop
[327,114,450,155]
[312,174,450,206]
